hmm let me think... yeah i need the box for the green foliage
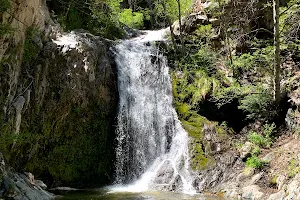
[251,145,261,156]
[22,27,40,65]
[263,123,276,138]
[194,25,214,41]
[88,0,124,39]
[88,11,124,39]
[172,45,225,111]
[50,0,124,39]
[212,82,250,107]
[188,45,218,71]
[120,9,144,29]
[154,0,192,22]
[233,46,274,80]
[247,123,275,149]
[63,6,87,30]
[248,132,267,148]
[173,69,221,107]
[238,90,274,120]
[248,131,272,148]
[280,1,300,42]
[245,156,265,169]
[0,0,10,13]
[0,24,14,36]
[288,159,300,178]
[269,174,278,186]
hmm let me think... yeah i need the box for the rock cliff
[0,0,118,194]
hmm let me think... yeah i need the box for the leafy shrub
[251,145,261,156]
[233,46,273,71]
[172,69,221,108]
[245,156,264,169]
[87,14,124,39]
[269,175,278,186]
[288,159,300,178]
[195,24,213,36]
[190,46,217,72]
[120,9,144,29]
[238,90,274,120]
[248,131,272,148]
[263,123,276,138]
[22,27,40,65]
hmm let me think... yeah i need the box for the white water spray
[112,29,195,194]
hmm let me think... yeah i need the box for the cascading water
[113,30,195,194]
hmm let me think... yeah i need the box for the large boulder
[173,14,209,36]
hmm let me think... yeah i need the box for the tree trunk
[161,0,177,51]
[273,0,281,104]
[146,0,155,28]
[176,0,184,51]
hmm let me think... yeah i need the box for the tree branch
[280,2,299,16]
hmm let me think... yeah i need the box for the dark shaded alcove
[197,98,248,133]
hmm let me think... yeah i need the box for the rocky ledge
[0,153,54,200]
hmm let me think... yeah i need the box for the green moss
[1,96,116,186]
[0,0,10,13]
[181,114,221,171]
[172,66,229,171]
[22,27,41,65]
[182,114,210,139]
[176,103,190,119]
[0,24,14,36]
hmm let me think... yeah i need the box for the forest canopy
[47,0,192,39]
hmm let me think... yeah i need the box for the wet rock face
[187,122,241,192]
[0,29,118,186]
[2,173,54,200]
[0,153,53,199]
[25,32,117,184]
[193,151,243,193]
[154,160,175,185]
[153,161,184,192]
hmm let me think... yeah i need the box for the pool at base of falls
[55,188,227,200]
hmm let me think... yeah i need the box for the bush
[22,27,40,65]
[248,131,272,148]
[190,46,218,72]
[263,123,276,138]
[288,159,300,178]
[238,90,274,120]
[172,69,219,108]
[245,156,264,169]
[251,145,261,156]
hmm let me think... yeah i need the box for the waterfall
[113,30,195,194]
